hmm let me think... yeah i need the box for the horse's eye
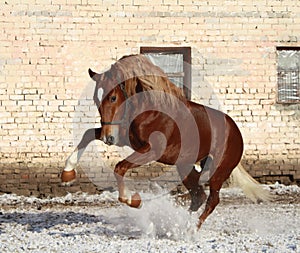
[110,96,117,103]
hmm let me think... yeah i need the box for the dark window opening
[140,47,191,100]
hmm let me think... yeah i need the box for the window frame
[140,47,191,100]
[276,46,300,104]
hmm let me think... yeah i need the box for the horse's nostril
[107,135,115,145]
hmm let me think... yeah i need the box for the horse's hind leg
[197,179,222,229]
[197,163,233,229]
[176,165,207,212]
[189,183,207,212]
[197,162,240,228]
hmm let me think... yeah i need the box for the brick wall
[0,0,299,196]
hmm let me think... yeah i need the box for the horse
[61,54,271,228]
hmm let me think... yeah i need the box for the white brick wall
[0,0,299,193]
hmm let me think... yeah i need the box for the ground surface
[0,183,299,253]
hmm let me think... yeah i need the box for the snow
[0,183,299,252]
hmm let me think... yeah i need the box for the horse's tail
[229,164,272,202]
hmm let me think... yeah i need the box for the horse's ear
[88,68,100,81]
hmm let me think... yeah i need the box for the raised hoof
[119,193,142,209]
[130,193,142,208]
[61,170,76,185]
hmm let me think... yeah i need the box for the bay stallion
[61,54,270,229]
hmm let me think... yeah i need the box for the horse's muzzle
[102,135,115,145]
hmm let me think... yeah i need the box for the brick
[9,94,24,100]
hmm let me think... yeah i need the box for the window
[277,47,300,104]
[140,47,191,100]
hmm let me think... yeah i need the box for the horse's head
[88,66,128,146]
[88,54,187,147]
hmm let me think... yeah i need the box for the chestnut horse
[61,54,270,228]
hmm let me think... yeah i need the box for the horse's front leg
[114,144,157,208]
[61,127,101,185]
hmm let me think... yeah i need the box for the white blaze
[98,87,104,101]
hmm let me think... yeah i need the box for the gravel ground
[0,183,299,253]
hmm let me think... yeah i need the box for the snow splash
[108,190,201,241]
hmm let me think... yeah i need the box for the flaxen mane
[111,54,187,106]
